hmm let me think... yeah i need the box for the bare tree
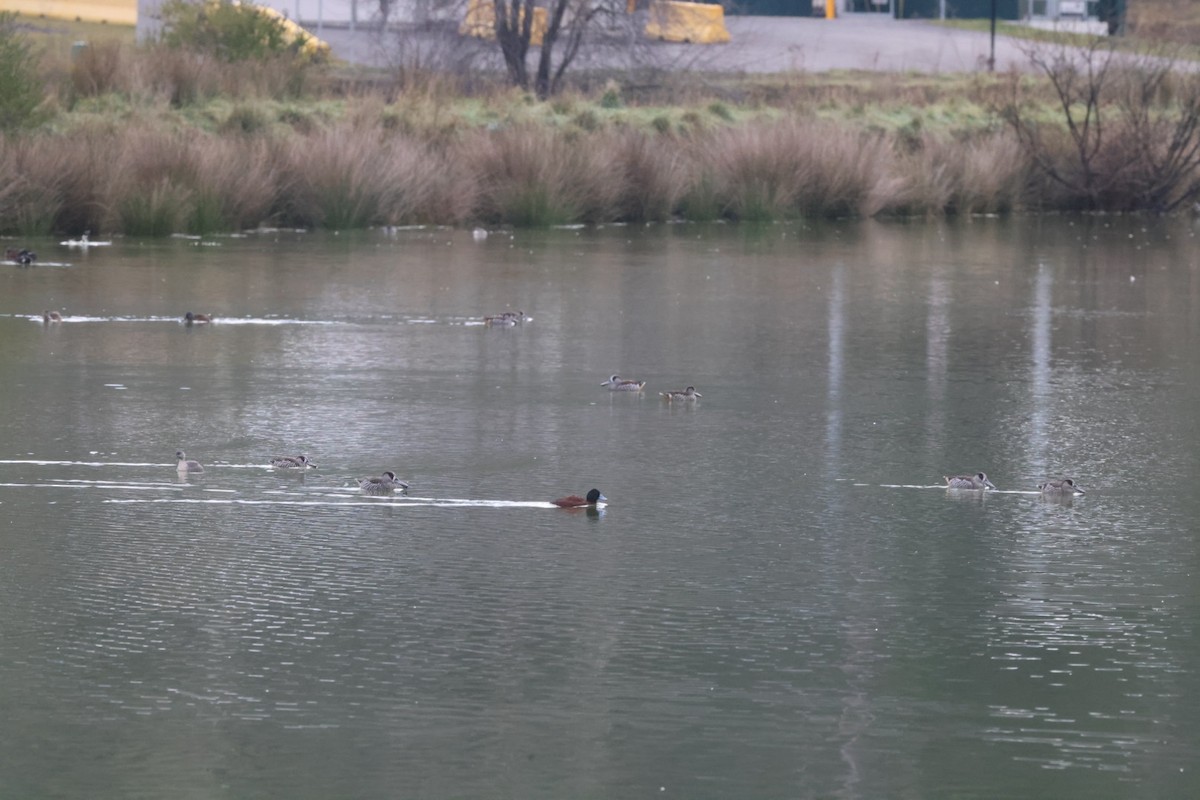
[1003,39,1200,212]
[493,0,623,98]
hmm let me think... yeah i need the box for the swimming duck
[359,471,409,495]
[551,488,606,508]
[1037,478,1085,495]
[944,472,996,490]
[176,450,204,474]
[660,386,702,401]
[184,312,213,324]
[602,375,646,392]
[6,248,36,265]
[43,310,63,323]
[484,310,525,326]
[270,455,317,470]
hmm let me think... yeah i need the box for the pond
[1,217,1198,798]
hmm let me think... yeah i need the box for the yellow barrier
[460,0,547,47]
[247,2,330,59]
[1,0,136,26]
[644,0,729,44]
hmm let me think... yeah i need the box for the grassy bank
[0,14,1196,235]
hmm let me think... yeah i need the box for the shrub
[69,40,123,101]
[158,0,323,64]
[0,13,46,132]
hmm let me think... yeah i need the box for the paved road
[313,11,1108,74]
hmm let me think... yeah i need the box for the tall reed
[0,111,1059,235]
[464,125,603,226]
[278,121,448,228]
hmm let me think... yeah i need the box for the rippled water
[1,219,1198,798]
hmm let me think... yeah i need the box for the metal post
[989,0,997,71]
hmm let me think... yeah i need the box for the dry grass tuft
[280,123,446,228]
[465,125,603,226]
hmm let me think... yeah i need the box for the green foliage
[184,189,227,235]
[116,178,189,236]
[159,0,297,62]
[599,82,623,110]
[707,101,733,122]
[0,13,47,132]
[221,103,271,134]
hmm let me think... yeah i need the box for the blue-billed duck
[551,488,606,508]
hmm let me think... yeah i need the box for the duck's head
[585,488,606,504]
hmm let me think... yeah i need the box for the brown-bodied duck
[270,455,317,470]
[944,472,996,490]
[551,488,606,508]
[660,386,702,401]
[359,471,409,495]
[1037,478,1085,495]
[184,312,213,324]
[6,248,37,265]
[602,375,646,392]
[176,450,204,474]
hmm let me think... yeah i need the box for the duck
[42,310,63,323]
[6,248,36,265]
[176,450,204,474]
[359,471,409,495]
[60,231,110,247]
[944,472,996,490]
[601,375,646,392]
[551,488,606,508]
[1037,478,1085,495]
[484,310,525,326]
[660,386,702,401]
[184,312,213,324]
[270,455,317,470]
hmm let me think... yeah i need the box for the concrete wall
[3,0,137,24]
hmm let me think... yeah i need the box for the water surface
[1,218,1198,798]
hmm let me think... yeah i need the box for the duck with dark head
[6,248,37,265]
[551,488,606,508]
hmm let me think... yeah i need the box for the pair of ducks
[944,472,1085,495]
[6,248,37,265]
[602,375,702,402]
[175,450,410,494]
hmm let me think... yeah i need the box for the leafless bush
[1003,39,1200,212]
